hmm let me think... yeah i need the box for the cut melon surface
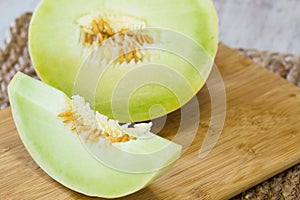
[8,72,181,198]
[29,0,219,122]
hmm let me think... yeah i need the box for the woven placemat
[1,13,300,199]
[0,13,37,110]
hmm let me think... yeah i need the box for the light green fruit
[8,72,181,198]
[29,0,218,122]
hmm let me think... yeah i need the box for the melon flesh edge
[8,72,181,198]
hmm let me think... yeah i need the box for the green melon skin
[8,72,181,198]
[29,0,218,122]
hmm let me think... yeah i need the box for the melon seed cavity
[58,95,152,144]
[77,14,155,64]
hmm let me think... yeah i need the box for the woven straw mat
[0,13,300,200]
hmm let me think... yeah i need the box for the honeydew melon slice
[29,0,219,122]
[8,72,181,198]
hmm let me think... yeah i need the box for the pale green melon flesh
[8,72,181,198]
[29,0,218,122]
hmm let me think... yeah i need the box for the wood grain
[1,44,300,200]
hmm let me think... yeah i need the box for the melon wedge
[8,72,181,198]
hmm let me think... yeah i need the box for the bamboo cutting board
[1,44,300,200]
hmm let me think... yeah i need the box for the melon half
[8,72,181,198]
[29,0,219,122]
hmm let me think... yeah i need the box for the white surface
[214,0,300,54]
[0,0,300,54]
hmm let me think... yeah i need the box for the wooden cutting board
[1,44,300,200]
